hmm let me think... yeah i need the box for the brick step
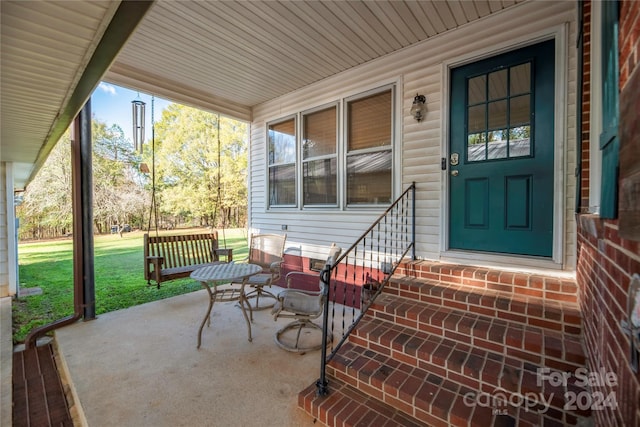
[344,316,587,409]
[394,260,579,304]
[326,339,589,426]
[298,379,430,427]
[367,293,585,371]
[385,275,582,335]
[300,370,579,427]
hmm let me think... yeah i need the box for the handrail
[317,182,416,396]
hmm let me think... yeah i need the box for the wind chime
[132,94,159,232]
[131,96,145,153]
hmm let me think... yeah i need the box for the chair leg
[244,286,277,310]
[274,320,332,353]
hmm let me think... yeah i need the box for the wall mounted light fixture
[410,94,427,122]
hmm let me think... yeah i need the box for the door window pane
[510,63,531,95]
[488,69,508,100]
[468,75,486,104]
[510,95,530,126]
[509,126,531,157]
[488,100,507,129]
[465,61,533,162]
[468,132,487,161]
[468,105,485,133]
[487,130,508,159]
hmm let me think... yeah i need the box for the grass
[12,228,249,343]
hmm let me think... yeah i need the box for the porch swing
[137,97,230,287]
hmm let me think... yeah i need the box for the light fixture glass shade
[410,94,427,122]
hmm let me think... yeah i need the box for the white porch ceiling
[2,0,521,190]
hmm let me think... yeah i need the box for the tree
[17,105,249,239]
[17,119,149,238]
[150,104,248,227]
[17,135,73,239]
[91,122,149,233]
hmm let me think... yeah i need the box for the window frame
[265,83,397,211]
[267,115,297,208]
[301,102,340,208]
[343,85,396,208]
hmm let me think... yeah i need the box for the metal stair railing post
[316,182,415,396]
[316,264,332,396]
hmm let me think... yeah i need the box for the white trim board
[439,24,571,270]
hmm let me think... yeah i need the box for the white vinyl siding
[0,164,8,297]
[250,0,577,269]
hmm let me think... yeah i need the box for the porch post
[24,100,95,347]
[73,100,96,320]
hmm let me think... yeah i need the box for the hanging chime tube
[132,99,146,153]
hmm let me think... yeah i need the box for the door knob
[451,170,459,176]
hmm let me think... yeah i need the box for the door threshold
[440,250,573,277]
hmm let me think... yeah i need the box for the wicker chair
[272,244,341,352]
[238,233,287,310]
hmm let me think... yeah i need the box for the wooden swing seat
[143,232,232,288]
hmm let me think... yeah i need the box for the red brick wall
[577,2,640,426]
[578,217,640,426]
[619,0,640,89]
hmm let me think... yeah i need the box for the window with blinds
[346,89,393,205]
[266,85,395,209]
[268,117,296,206]
[302,105,338,206]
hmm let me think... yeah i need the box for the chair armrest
[146,255,164,266]
[145,256,164,285]
[278,288,322,298]
[274,289,324,317]
[213,248,233,262]
[270,260,284,272]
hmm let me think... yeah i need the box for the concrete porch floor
[55,287,324,427]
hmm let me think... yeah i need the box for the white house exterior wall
[250,0,577,269]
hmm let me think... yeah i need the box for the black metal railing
[317,182,416,396]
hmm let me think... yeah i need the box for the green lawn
[12,228,248,343]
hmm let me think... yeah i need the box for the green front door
[449,40,555,257]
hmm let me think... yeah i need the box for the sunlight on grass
[12,228,249,343]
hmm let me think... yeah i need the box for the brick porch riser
[396,261,578,304]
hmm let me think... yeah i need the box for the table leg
[239,283,253,342]
[197,282,216,349]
